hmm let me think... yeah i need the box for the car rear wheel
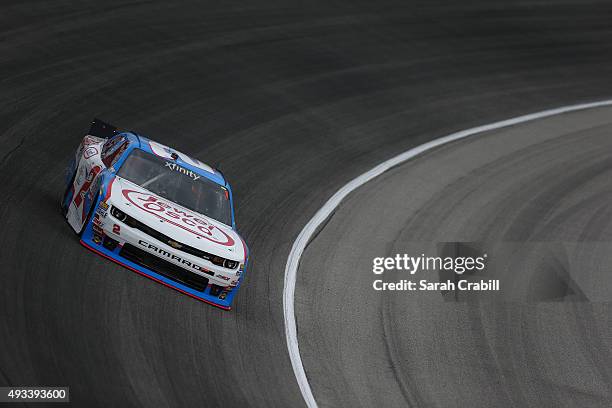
[60,170,76,218]
[78,192,99,237]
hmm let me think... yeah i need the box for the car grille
[120,243,209,292]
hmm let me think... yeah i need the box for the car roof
[119,132,227,186]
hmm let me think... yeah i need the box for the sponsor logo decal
[219,288,231,300]
[137,239,210,274]
[167,240,182,249]
[74,165,101,207]
[164,162,201,181]
[83,146,98,159]
[83,135,100,146]
[74,165,102,222]
[97,200,109,217]
[122,189,235,247]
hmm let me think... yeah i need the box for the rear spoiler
[88,118,118,139]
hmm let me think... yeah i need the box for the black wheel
[60,170,77,218]
[78,192,99,237]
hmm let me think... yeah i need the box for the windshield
[117,149,232,225]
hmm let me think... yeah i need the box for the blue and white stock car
[61,119,248,310]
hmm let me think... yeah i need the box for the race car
[61,119,248,310]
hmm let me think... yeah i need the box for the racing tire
[78,192,99,237]
[60,170,77,218]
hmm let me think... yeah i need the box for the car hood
[108,177,246,262]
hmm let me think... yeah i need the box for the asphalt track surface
[297,106,612,408]
[2,1,612,407]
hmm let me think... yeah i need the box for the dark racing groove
[2,1,612,407]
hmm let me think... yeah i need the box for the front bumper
[80,216,242,310]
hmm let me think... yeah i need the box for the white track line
[283,99,612,408]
